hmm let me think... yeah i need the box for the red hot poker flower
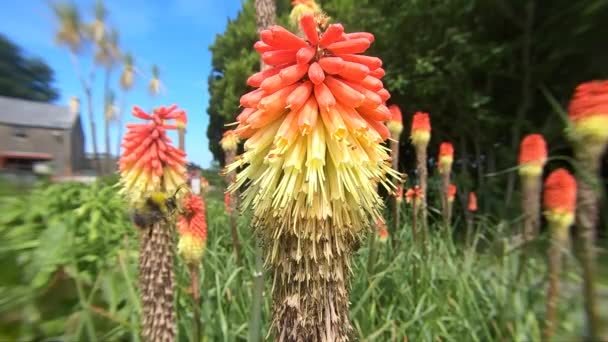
[406,185,423,205]
[468,192,478,212]
[395,185,404,203]
[224,192,232,213]
[543,168,577,228]
[178,194,208,265]
[448,184,457,202]
[518,134,547,177]
[387,105,403,137]
[438,142,454,174]
[118,105,187,206]
[567,81,608,145]
[410,112,431,146]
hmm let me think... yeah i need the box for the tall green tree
[0,35,59,102]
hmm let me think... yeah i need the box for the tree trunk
[103,67,112,175]
[85,86,101,175]
[504,1,535,208]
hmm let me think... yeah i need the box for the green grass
[0,181,595,341]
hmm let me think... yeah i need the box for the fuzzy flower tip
[220,130,240,152]
[410,112,431,147]
[118,105,187,207]
[289,0,322,27]
[438,142,454,174]
[468,192,478,212]
[395,185,403,203]
[448,184,456,202]
[543,168,576,228]
[568,81,608,146]
[226,15,398,232]
[406,186,423,205]
[387,105,403,137]
[518,134,547,177]
[178,194,208,265]
[377,223,389,243]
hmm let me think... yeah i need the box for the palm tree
[52,2,101,174]
[149,64,161,96]
[116,53,135,156]
[93,24,121,174]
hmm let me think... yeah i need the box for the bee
[131,186,187,231]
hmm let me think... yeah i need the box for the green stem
[367,230,378,276]
[248,246,264,342]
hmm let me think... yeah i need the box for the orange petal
[327,38,370,54]
[262,50,297,66]
[337,61,370,82]
[336,54,382,70]
[314,82,336,112]
[286,81,313,112]
[308,62,325,85]
[318,57,344,75]
[296,46,316,64]
[299,14,319,46]
[324,76,365,107]
[319,24,345,47]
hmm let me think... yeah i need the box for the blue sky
[0,0,244,168]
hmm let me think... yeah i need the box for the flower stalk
[411,112,431,241]
[542,169,576,341]
[466,192,477,247]
[518,134,547,242]
[388,105,403,233]
[119,105,188,342]
[567,81,608,340]
[438,142,454,228]
[177,193,208,342]
[220,130,242,266]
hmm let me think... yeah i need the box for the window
[12,127,27,139]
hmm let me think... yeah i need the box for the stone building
[0,95,86,176]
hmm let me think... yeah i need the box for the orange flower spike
[224,192,232,214]
[118,105,187,207]
[448,184,457,202]
[518,134,548,177]
[387,105,403,137]
[438,142,454,174]
[410,112,431,147]
[567,80,608,147]
[405,186,423,205]
[468,192,478,212]
[543,169,577,228]
[378,228,389,243]
[177,194,208,265]
[395,185,404,203]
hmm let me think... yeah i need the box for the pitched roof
[0,95,78,129]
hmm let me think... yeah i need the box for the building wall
[0,123,73,175]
